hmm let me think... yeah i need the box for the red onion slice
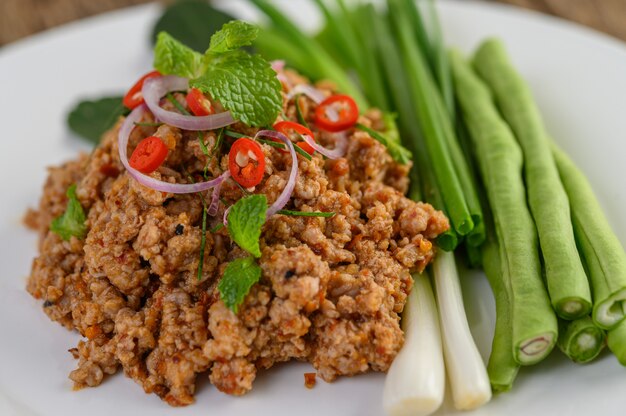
[255,130,298,217]
[208,171,230,216]
[270,60,285,72]
[118,105,226,194]
[286,84,326,104]
[302,131,348,159]
[142,75,236,131]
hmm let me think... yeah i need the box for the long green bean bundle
[558,317,606,364]
[552,146,626,329]
[473,39,591,320]
[450,50,557,365]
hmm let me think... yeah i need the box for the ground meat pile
[25,71,449,406]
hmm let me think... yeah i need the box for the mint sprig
[153,21,282,127]
[218,256,262,313]
[227,194,268,258]
[50,184,87,241]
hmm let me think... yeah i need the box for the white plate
[1,1,626,415]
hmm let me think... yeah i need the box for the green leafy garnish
[50,184,87,241]
[154,21,282,127]
[227,194,268,258]
[67,97,128,144]
[218,256,262,313]
[356,122,412,165]
[209,21,259,54]
[277,210,335,217]
[151,0,234,53]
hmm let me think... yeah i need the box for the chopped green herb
[154,21,282,127]
[50,184,87,241]
[67,96,128,144]
[166,92,190,115]
[295,94,309,127]
[227,194,268,258]
[224,129,247,139]
[355,122,412,165]
[134,121,164,127]
[218,256,262,313]
[277,210,335,217]
[256,138,313,161]
[210,223,225,233]
[197,203,208,280]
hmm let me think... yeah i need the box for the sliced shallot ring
[286,84,326,104]
[301,131,348,159]
[254,130,298,217]
[142,75,236,131]
[208,171,230,216]
[118,105,225,193]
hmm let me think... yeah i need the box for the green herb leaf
[191,51,282,126]
[209,21,259,54]
[67,97,128,144]
[277,210,335,217]
[154,32,207,79]
[151,0,234,53]
[356,123,413,165]
[227,194,268,257]
[50,184,87,241]
[218,256,262,313]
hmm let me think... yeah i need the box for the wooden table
[1,0,625,47]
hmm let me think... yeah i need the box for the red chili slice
[228,138,266,188]
[123,71,161,110]
[314,94,359,132]
[272,121,316,155]
[129,136,169,174]
[186,88,214,116]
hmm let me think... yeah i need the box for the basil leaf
[151,0,234,53]
[154,32,207,79]
[227,194,267,258]
[191,51,282,126]
[67,96,128,144]
[218,256,262,313]
[208,21,259,54]
[50,184,87,241]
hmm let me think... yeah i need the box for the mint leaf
[227,194,267,258]
[191,52,282,126]
[151,0,234,53]
[208,21,258,54]
[67,96,128,144]
[154,32,207,79]
[50,184,87,241]
[218,256,262,313]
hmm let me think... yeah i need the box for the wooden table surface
[1,0,625,47]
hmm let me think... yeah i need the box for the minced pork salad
[25,21,448,406]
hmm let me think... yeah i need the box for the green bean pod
[608,318,626,366]
[552,146,626,329]
[557,317,606,364]
[450,50,557,365]
[482,227,519,392]
[473,39,591,320]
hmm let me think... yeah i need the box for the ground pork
[25,69,449,406]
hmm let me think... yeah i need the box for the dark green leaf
[151,0,234,53]
[67,97,128,144]
[218,256,262,313]
[50,184,87,241]
[227,194,268,258]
